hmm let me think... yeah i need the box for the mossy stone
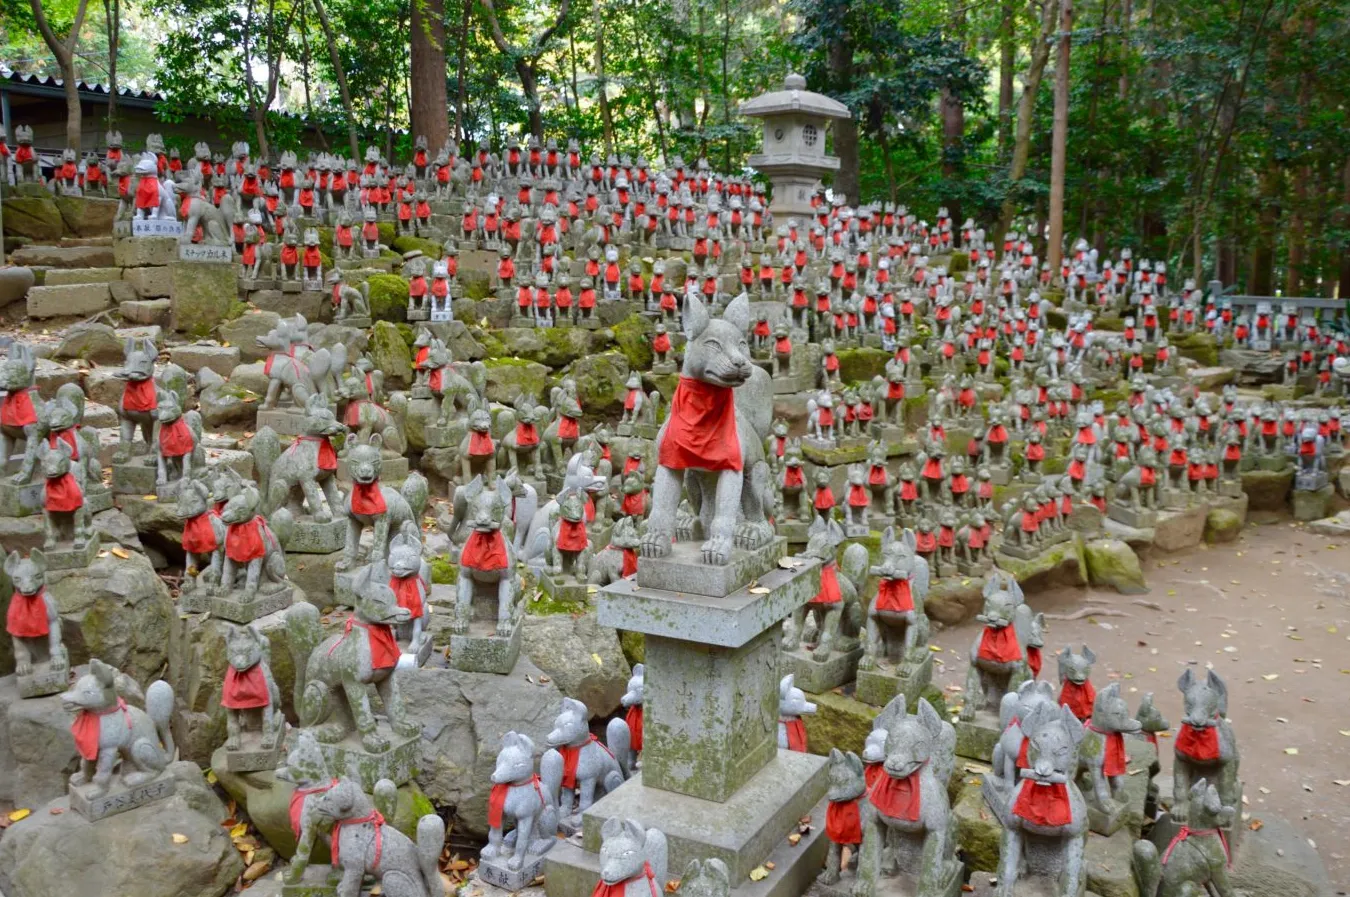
[569,351,631,419]
[391,235,443,258]
[1204,507,1243,543]
[1082,538,1148,594]
[613,313,655,372]
[836,347,889,384]
[366,273,411,322]
[369,320,414,387]
[952,776,1001,873]
[484,357,553,404]
[430,555,459,584]
[619,630,645,666]
[2,196,62,241]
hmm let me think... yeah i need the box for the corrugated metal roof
[1,66,165,102]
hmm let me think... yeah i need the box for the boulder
[567,351,630,421]
[197,377,260,428]
[249,288,325,320]
[1084,827,1140,897]
[1186,366,1236,392]
[996,537,1088,592]
[169,260,236,337]
[0,265,36,309]
[401,659,565,837]
[114,236,177,267]
[521,612,630,718]
[54,322,123,364]
[1291,483,1333,522]
[227,361,270,396]
[54,196,118,237]
[951,777,1000,874]
[0,679,77,807]
[93,508,145,554]
[1241,467,1293,511]
[1152,504,1207,553]
[168,343,241,377]
[41,551,175,684]
[1,196,62,241]
[925,576,987,626]
[0,761,244,897]
[1231,813,1331,897]
[220,311,282,363]
[1204,507,1243,543]
[1219,349,1283,383]
[365,273,411,321]
[32,358,83,399]
[369,320,414,388]
[85,368,125,407]
[483,358,552,404]
[82,401,118,428]
[1082,538,1148,594]
[1308,509,1350,537]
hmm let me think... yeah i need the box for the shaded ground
[931,522,1350,889]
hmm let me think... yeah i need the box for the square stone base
[954,711,1002,763]
[854,652,934,708]
[179,587,210,614]
[315,727,419,791]
[781,644,863,694]
[111,457,159,495]
[423,424,458,448]
[334,569,357,606]
[280,517,347,554]
[85,485,114,515]
[221,732,285,773]
[996,540,1047,561]
[1085,796,1127,836]
[478,854,547,891]
[280,864,339,897]
[210,584,295,623]
[535,568,592,605]
[635,538,786,599]
[69,769,176,821]
[17,664,69,698]
[45,537,101,572]
[1107,502,1156,528]
[775,519,811,544]
[543,755,828,897]
[449,615,523,674]
[256,407,311,437]
[0,479,43,517]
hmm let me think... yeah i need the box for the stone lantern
[739,73,852,216]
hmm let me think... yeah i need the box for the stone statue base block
[339,315,371,329]
[280,864,339,897]
[44,537,100,572]
[315,727,419,792]
[449,615,523,674]
[543,764,828,897]
[1218,479,1244,498]
[954,711,1002,763]
[813,854,962,897]
[854,652,934,708]
[423,424,458,448]
[996,541,1049,562]
[478,853,547,891]
[965,871,1091,897]
[1292,483,1334,522]
[17,665,69,698]
[780,644,863,694]
[85,485,114,515]
[179,588,210,613]
[0,480,43,517]
[775,519,811,544]
[280,517,347,554]
[603,546,817,648]
[69,770,176,821]
[534,569,591,605]
[1107,502,1156,528]
[210,584,295,623]
[256,407,311,438]
[634,538,787,600]
[337,455,409,485]
[1085,797,1128,836]
[111,457,159,495]
[221,733,285,773]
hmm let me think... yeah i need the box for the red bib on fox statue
[658,378,742,471]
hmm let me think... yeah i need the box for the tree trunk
[29,0,91,150]
[1339,155,1350,299]
[827,37,858,202]
[996,0,1056,244]
[998,0,1015,153]
[312,0,360,158]
[940,0,966,223]
[411,0,450,152]
[454,0,470,142]
[1046,0,1071,274]
[104,0,119,129]
[298,0,327,150]
[594,0,614,154]
[479,0,573,140]
[518,62,545,138]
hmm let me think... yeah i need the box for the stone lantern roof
[737,74,850,120]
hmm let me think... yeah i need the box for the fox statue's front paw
[640,532,671,559]
[701,536,731,566]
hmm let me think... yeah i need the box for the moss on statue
[619,630,645,666]
[836,348,889,384]
[430,556,458,585]
[391,235,443,258]
[368,321,414,387]
[613,313,655,372]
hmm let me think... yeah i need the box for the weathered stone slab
[209,584,295,624]
[220,731,285,774]
[115,236,178,266]
[43,536,100,572]
[635,538,786,598]
[27,282,112,318]
[43,266,123,286]
[954,711,1001,762]
[119,298,172,324]
[16,665,68,699]
[179,243,233,263]
[479,854,547,891]
[69,770,176,821]
[170,260,236,335]
[278,516,347,554]
[132,219,183,238]
[450,615,523,675]
[122,264,173,298]
[854,652,934,708]
[315,727,419,791]
[112,456,159,495]
[780,643,863,693]
[0,479,43,517]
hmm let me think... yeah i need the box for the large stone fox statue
[640,290,774,566]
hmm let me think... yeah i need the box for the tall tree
[29,0,92,149]
[479,0,574,138]
[103,0,120,129]
[410,0,450,151]
[996,0,1056,243]
[311,0,360,157]
[1046,0,1071,272]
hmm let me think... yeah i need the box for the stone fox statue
[274,731,340,884]
[640,291,775,565]
[1133,779,1237,897]
[313,778,445,897]
[541,697,631,824]
[222,622,285,752]
[483,731,560,871]
[0,341,41,484]
[594,817,668,897]
[4,549,66,678]
[61,658,175,796]
[287,565,419,753]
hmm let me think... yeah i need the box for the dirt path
[930,522,1350,888]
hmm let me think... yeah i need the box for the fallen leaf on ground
[7,809,30,822]
[172,833,189,844]
[749,867,769,881]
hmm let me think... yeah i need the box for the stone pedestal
[111,456,159,495]
[256,407,311,437]
[17,663,69,698]
[534,568,591,605]
[314,727,419,792]
[954,710,1002,762]
[781,643,863,694]
[479,854,547,891]
[221,731,285,773]
[280,864,339,897]
[170,260,235,335]
[279,517,347,554]
[0,479,43,517]
[449,612,523,675]
[69,770,176,821]
[544,539,828,897]
[634,539,785,599]
[45,536,100,572]
[210,583,295,624]
[1107,502,1156,529]
[854,651,934,708]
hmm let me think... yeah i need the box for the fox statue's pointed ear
[684,292,709,340]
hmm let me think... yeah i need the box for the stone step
[118,298,172,326]
[27,282,113,319]
[42,267,124,286]
[9,244,116,268]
